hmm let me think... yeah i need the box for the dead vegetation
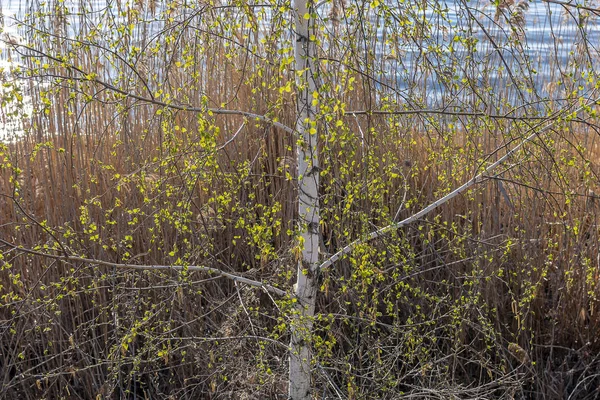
[1,0,600,398]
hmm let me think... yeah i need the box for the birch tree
[289,0,320,398]
[2,0,600,399]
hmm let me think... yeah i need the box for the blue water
[369,0,600,112]
[1,0,599,139]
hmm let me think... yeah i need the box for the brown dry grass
[2,0,600,398]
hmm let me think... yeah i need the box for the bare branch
[0,238,287,296]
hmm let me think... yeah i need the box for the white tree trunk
[289,0,319,398]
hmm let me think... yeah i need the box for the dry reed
[1,0,600,398]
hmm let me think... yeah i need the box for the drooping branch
[5,42,297,136]
[0,239,287,296]
[318,95,600,272]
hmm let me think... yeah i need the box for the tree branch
[0,238,287,296]
[345,109,548,120]
[318,95,600,271]
[8,43,297,136]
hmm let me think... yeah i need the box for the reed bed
[1,0,600,398]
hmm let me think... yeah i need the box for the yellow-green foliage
[2,0,600,398]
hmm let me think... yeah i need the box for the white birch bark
[289,0,319,398]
